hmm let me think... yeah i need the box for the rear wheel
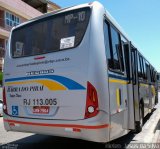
[135,103,144,133]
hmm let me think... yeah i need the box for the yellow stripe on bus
[109,79,128,85]
[140,83,149,87]
[6,80,67,91]
[116,89,120,107]
[151,85,156,96]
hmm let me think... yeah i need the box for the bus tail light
[3,87,8,114]
[85,82,99,118]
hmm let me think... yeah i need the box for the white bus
[3,1,158,143]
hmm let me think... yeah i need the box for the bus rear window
[11,8,90,58]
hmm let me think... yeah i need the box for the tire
[135,103,144,133]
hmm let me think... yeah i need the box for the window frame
[103,20,111,61]
[11,7,91,58]
[104,20,125,75]
[143,59,147,81]
[5,11,20,27]
[131,46,137,84]
[140,56,144,80]
[137,53,143,79]
[120,35,128,74]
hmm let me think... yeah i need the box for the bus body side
[131,46,157,132]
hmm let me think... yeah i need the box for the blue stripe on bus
[5,75,86,90]
[108,74,129,81]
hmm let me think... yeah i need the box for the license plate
[23,98,58,106]
[33,106,49,114]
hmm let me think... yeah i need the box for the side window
[150,68,153,82]
[140,56,144,79]
[137,54,142,78]
[110,25,124,72]
[121,36,130,78]
[131,47,136,84]
[153,70,156,82]
[141,56,146,80]
[145,63,150,82]
[150,67,154,82]
[138,55,149,81]
[103,21,124,73]
[110,26,120,70]
[104,21,111,60]
[143,60,147,80]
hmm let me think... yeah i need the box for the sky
[51,0,160,71]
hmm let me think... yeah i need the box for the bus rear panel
[3,3,110,143]
[3,1,157,143]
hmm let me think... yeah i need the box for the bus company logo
[7,85,44,93]
[26,69,54,76]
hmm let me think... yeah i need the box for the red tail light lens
[3,87,8,114]
[85,82,99,118]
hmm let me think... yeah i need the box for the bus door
[122,42,135,130]
[146,64,153,109]
[131,45,140,123]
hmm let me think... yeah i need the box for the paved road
[0,118,33,146]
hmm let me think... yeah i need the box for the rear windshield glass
[11,8,90,58]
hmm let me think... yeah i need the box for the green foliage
[0,72,3,81]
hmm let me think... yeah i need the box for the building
[22,0,60,13]
[0,0,60,72]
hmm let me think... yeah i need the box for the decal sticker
[64,11,86,24]
[12,106,19,116]
[7,85,44,93]
[26,69,54,76]
[16,57,70,67]
[14,42,23,57]
[60,36,75,49]
[5,75,86,90]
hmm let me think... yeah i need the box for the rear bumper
[3,111,109,143]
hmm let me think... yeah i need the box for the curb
[130,108,160,143]
[152,130,160,143]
